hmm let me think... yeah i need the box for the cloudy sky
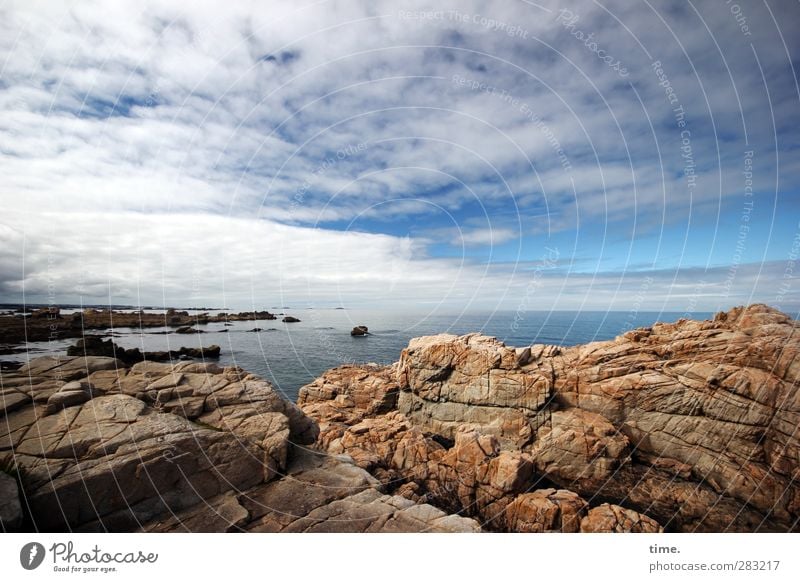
[1,0,798,314]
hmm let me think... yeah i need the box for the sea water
[6,308,712,401]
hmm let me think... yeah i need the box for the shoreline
[0,307,286,345]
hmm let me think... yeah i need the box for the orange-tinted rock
[2,356,476,532]
[300,305,800,532]
[580,503,663,533]
[397,334,551,448]
[505,489,588,532]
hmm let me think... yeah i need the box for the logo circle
[20,542,45,570]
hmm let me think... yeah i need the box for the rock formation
[174,326,204,334]
[0,308,278,344]
[67,336,221,364]
[3,304,798,533]
[298,304,800,532]
[351,326,369,336]
[0,356,477,532]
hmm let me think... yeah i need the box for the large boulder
[580,503,663,533]
[45,381,98,414]
[505,489,588,532]
[397,333,551,448]
[529,409,630,487]
[546,304,800,526]
[144,446,480,533]
[0,356,475,533]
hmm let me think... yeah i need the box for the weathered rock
[1,389,31,415]
[19,355,123,382]
[282,316,301,323]
[45,381,97,414]
[529,409,629,487]
[144,446,480,533]
[67,336,120,359]
[173,345,220,359]
[284,488,479,533]
[175,326,203,334]
[0,357,309,530]
[544,304,800,526]
[300,305,800,532]
[306,408,538,528]
[67,337,220,364]
[1,355,473,533]
[397,333,551,448]
[0,307,276,344]
[580,503,663,533]
[4,304,800,533]
[298,364,399,443]
[505,489,588,532]
[143,491,251,532]
[351,326,369,336]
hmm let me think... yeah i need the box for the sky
[0,0,799,314]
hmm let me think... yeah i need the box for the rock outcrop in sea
[0,308,279,344]
[1,304,798,532]
[67,336,221,364]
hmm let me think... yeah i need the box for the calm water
[5,309,712,402]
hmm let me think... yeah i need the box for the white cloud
[0,210,491,308]
[0,0,797,310]
[3,210,795,312]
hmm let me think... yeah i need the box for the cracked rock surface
[298,304,800,532]
[1,357,477,532]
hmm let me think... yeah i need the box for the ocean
[7,308,712,402]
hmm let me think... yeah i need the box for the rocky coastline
[66,336,222,364]
[0,307,281,345]
[1,304,798,532]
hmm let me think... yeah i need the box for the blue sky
[0,0,799,313]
